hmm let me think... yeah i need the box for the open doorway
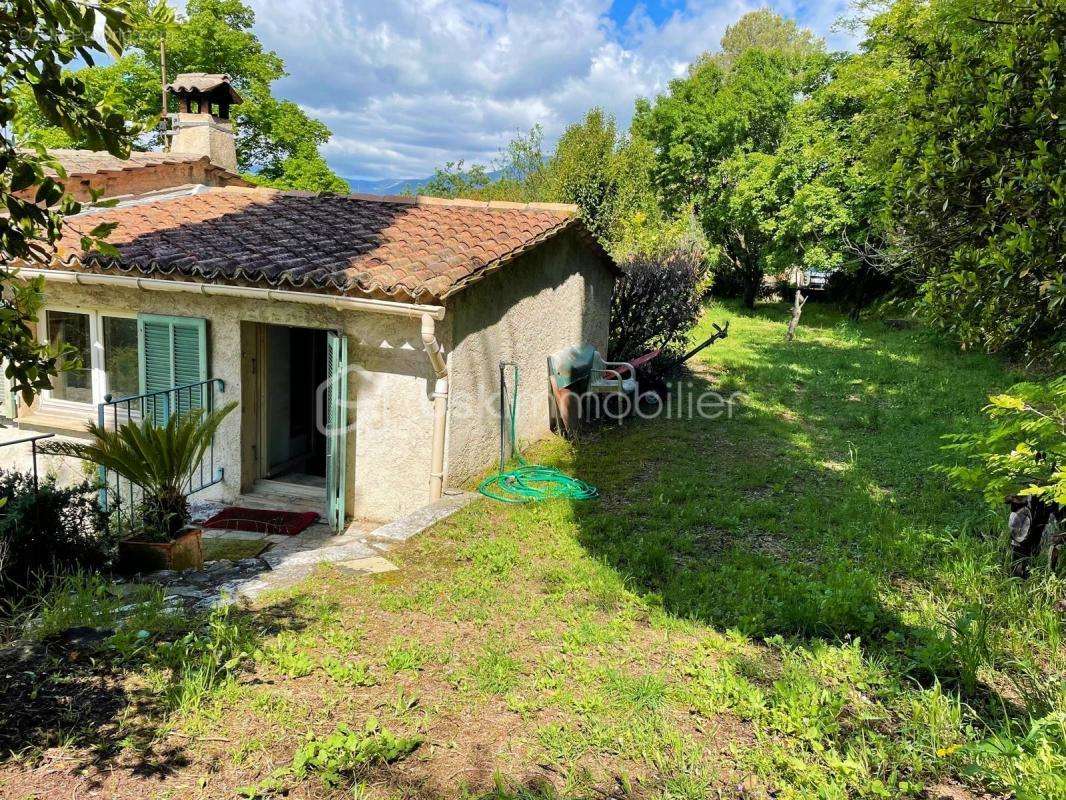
[240,323,329,503]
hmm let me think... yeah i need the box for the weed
[384,638,432,673]
[390,685,420,717]
[942,603,996,696]
[470,643,521,695]
[26,572,121,637]
[291,718,421,789]
[262,632,316,678]
[322,657,376,687]
[150,604,256,712]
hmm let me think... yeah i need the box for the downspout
[420,313,449,502]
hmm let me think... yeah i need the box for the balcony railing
[96,378,226,515]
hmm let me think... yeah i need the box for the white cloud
[243,0,855,179]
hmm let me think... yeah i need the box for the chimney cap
[167,73,243,105]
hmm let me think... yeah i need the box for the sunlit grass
[5,300,1062,799]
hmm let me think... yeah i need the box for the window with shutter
[138,315,208,421]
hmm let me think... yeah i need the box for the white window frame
[37,306,138,413]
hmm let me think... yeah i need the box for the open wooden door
[324,330,348,531]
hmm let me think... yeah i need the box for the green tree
[419,160,492,199]
[714,6,826,71]
[870,0,1065,358]
[636,48,804,306]
[13,0,347,193]
[2,0,146,402]
[546,108,668,253]
[493,124,546,201]
[760,48,908,308]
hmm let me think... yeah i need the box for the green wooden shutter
[325,330,348,532]
[138,315,208,422]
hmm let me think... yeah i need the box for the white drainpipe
[19,266,451,503]
[420,313,449,502]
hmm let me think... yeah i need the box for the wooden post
[786,269,807,342]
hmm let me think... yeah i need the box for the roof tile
[44,187,612,303]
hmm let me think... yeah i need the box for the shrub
[0,471,113,594]
[608,249,705,377]
[940,377,1065,507]
[40,402,236,540]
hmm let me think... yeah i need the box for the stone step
[235,488,325,516]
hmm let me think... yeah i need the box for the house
[7,74,617,526]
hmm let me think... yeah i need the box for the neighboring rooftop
[43,149,212,178]
[46,187,613,303]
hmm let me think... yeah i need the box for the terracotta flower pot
[118,527,204,574]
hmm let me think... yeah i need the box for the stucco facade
[444,228,614,485]
[16,281,438,521]
[10,228,614,522]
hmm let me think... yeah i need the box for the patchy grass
[1,301,1062,799]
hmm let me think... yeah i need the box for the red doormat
[200,507,319,536]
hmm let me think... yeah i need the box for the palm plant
[41,403,236,540]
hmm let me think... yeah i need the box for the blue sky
[241,1,858,180]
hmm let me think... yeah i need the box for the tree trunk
[786,289,807,341]
[743,275,759,309]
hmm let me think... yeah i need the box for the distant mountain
[343,168,508,196]
[343,175,434,195]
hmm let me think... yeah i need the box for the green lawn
[2,301,1063,799]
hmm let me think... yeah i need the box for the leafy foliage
[240,719,421,795]
[608,249,705,369]
[941,377,1066,505]
[0,471,112,594]
[289,719,421,788]
[13,0,348,193]
[1,0,146,402]
[40,402,236,540]
[419,159,493,199]
[714,6,826,71]
[635,42,822,307]
[874,0,1065,356]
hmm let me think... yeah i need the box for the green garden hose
[477,364,599,504]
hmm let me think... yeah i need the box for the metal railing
[96,378,226,514]
[0,433,55,492]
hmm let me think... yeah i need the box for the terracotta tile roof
[46,187,614,303]
[42,149,213,178]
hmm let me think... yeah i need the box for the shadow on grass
[567,300,1017,697]
[0,594,322,779]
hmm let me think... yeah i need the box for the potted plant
[41,402,236,573]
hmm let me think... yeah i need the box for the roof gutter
[15,266,446,320]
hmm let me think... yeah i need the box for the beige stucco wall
[13,230,612,521]
[16,281,439,521]
[443,229,614,485]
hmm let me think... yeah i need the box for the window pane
[102,316,139,400]
[46,311,92,403]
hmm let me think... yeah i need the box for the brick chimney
[166,73,242,173]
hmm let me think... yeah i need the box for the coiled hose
[477,364,599,504]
